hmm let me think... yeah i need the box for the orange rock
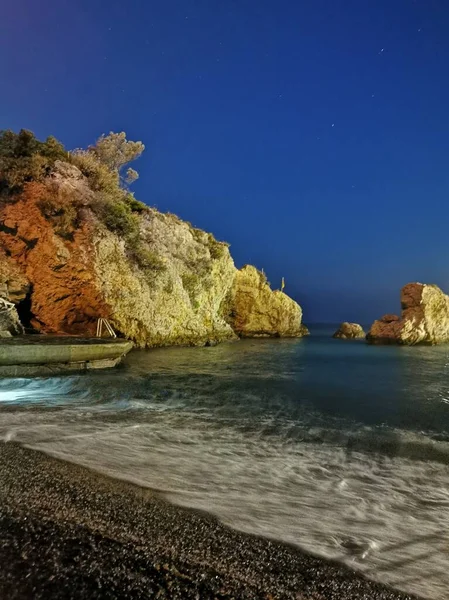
[0,181,110,335]
[367,283,449,345]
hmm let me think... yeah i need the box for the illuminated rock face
[367,283,449,345]
[224,265,308,338]
[0,162,306,346]
[332,323,365,340]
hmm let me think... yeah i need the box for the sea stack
[332,322,365,340]
[224,265,308,338]
[367,283,449,345]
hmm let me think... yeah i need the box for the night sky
[1,1,449,323]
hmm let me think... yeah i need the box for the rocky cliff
[224,265,308,338]
[367,283,449,345]
[0,130,307,347]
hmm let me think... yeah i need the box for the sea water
[1,325,449,599]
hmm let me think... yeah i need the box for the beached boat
[0,336,133,376]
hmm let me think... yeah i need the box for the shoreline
[0,442,420,599]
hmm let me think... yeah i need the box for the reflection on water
[1,327,449,599]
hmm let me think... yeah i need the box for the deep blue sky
[1,1,449,322]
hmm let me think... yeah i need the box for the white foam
[1,404,448,600]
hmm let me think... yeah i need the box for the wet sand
[0,442,421,599]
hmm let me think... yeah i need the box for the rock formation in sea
[0,130,307,346]
[332,322,365,340]
[367,283,449,345]
[224,265,308,338]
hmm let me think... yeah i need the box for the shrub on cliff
[37,182,80,239]
[70,150,122,200]
[0,129,66,198]
[182,272,201,302]
[131,247,166,275]
[92,194,140,237]
[207,233,229,260]
[70,133,151,265]
[1,129,161,279]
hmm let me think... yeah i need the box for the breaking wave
[1,331,449,599]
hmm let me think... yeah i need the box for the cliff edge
[0,130,307,347]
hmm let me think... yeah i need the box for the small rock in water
[333,322,366,340]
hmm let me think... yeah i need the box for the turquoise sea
[1,325,449,599]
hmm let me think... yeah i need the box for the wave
[2,414,447,600]
[1,337,449,600]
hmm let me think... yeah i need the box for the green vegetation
[0,129,153,266]
[181,272,201,302]
[163,279,174,294]
[0,129,226,296]
[37,183,79,239]
[188,223,228,261]
[70,132,156,272]
[93,194,140,238]
[88,131,144,184]
[0,129,66,198]
[125,195,148,213]
[207,233,228,260]
[69,133,150,253]
[188,225,205,244]
[131,247,166,275]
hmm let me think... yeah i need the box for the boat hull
[0,337,134,376]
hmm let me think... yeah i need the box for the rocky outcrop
[0,249,29,304]
[0,250,28,336]
[367,283,449,345]
[94,213,237,347]
[224,265,308,338]
[332,322,365,340]
[0,300,24,336]
[0,162,306,346]
[0,179,107,336]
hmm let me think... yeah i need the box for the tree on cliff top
[89,132,144,185]
[69,132,148,240]
[0,128,149,264]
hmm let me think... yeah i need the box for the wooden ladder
[96,318,117,338]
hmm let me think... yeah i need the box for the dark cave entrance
[15,288,36,332]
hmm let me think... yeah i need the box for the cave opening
[16,288,36,333]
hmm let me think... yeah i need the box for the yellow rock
[224,265,308,338]
[367,283,449,345]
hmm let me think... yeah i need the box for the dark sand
[0,442,421,600]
